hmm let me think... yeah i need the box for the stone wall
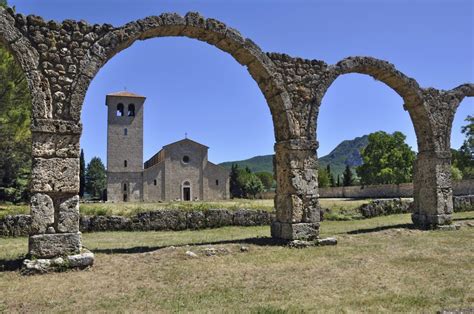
[0,209,273,237]
[318,180,474,198]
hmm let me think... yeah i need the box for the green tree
[451,165,462,181]
[243,174,264,199]
[318,168,330,188]
[85,157,106,199]
[79,149,86,198]
[356,131,416,185]
[0,38,31,203]
[255,171,274,191]
[229,164,243,198]
[452,115,473,179]
[342,165,354,186]
[327,164,336,187]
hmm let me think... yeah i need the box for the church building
[105,91,230,202]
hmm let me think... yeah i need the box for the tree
[0,33,32,203]
[356,131,416,185]
[243,175,264,199]
[318,168,330,188]
[85,157,106,199]
[452,115,473,179]
[79,149,86,198]
[229,164,243,198]
[327,164,336,187]
[255,171,274,191]
[342,165,354,186]
[451,165,462,181]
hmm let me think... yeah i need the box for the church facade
[106,91,230,202]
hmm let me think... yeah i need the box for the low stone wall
[318,179,474,198]
[0,209,274,237]
[358,199,413,218]
[358,195,474,218]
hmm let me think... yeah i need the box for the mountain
[219,155,274,173]
[219,135,369,177]
[318,135,368,177]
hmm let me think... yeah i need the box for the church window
[123,183,127,191]
[116,103,124,116]
[124,128,128,136]
[182,155,190,164]
[124,160,127,167]
[154,179,157,186]
[128,104,135,116]
[216,180,219,186]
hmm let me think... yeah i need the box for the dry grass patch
[0,212,473,312]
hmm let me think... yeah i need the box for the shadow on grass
[0,257,24,272]
[91,236,288,255]
[345,223,416,235]
[453,216,474,221]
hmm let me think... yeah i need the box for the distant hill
[319,135,369,177]
[220,155,274,173]
[219,135,369,177]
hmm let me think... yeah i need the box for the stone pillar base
[21,251,94,275]
[271,221,319,240]
[412,213,453,229]
[29,232,82,258]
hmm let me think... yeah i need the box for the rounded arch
[316,56,434,152]
[0,8,51,120]
[71,12,293,141]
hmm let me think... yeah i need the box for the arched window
[128,104,135,117]
[183,181,190,186]
[216,179,219,186]
[154,179,157,186]
[116,103,124,116]
[123,183,127,191]
[124,160,127,168]
[124,128,128,136]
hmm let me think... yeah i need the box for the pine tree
[342,165,354,186]
[79,149,86,198]
[85,157,106,199]
[327,164,336,187]
[229,164,243,198]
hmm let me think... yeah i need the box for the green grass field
[0,198,371,219]
[1,212,473,312]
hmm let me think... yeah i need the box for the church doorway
[182,181,191,201]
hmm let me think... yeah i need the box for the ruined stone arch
[0,6,472,270]
[70,12,294,141]
[0,8,51,120]
[318,56,431,152]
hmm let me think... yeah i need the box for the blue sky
[10,0,473,164]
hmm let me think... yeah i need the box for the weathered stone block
[32,133,80,158]
[57,195,80,233]
[29,232,81,258]
[412,213,452,229]
[271,221,319,240]
[31,157,79,193]
[30,193,54,234]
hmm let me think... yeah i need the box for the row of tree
[229,165,274,199]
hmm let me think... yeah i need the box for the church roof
[144,138,209,169]
[163,138,209,149]
[106,91,146,98]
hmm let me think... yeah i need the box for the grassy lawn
[0,212,473,312]
[0,198,371,219]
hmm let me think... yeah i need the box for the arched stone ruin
[0,7,472,268]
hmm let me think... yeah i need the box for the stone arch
[70,12,293,141]
[0,8,51,120]
[317,56,431,152]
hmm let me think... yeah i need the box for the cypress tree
[342,165,354,186]
[79,149,86,197]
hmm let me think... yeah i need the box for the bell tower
[105,91,146,202]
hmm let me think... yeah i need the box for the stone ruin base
[270,222,320,240]
[21,251,94,275]
[411,213,455,230]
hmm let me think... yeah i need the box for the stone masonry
[0,7,472,265]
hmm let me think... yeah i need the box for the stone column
[271,139,320,240]
[28,120,83,258]
[412,150,453,228]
